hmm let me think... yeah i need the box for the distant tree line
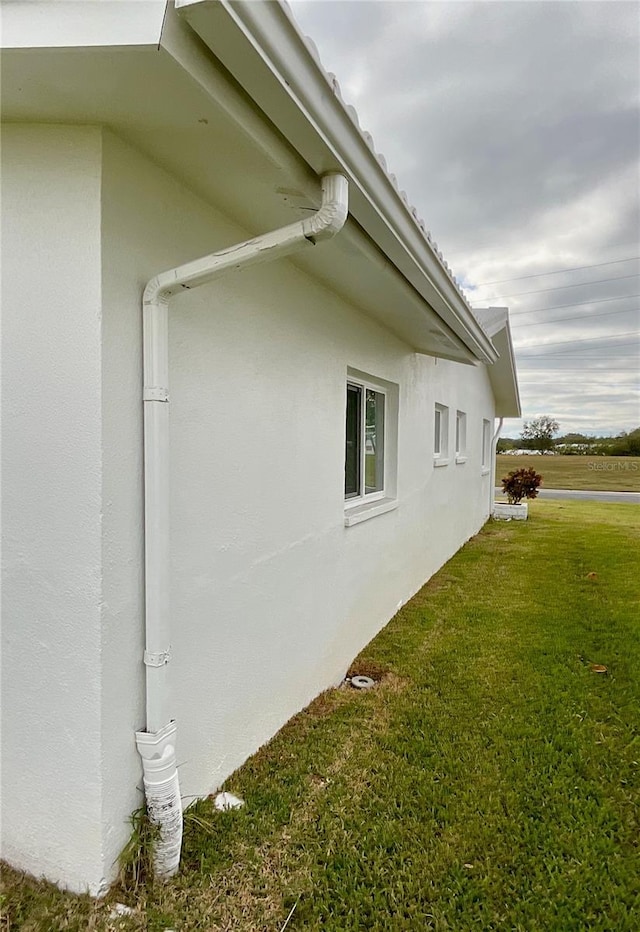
[498,425,640,456]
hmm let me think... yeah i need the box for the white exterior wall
[100,133,495,805]
[0,126,105,891]
[1,126,495,893]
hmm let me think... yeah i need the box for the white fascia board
[175,0,497,365]
[502,318,522,417]
[0,0,167,49]
[474,307,521,418]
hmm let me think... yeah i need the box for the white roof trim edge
[176,0,499,365]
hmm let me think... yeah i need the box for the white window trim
[344,497,399,527]
[455,410,467,464]
[345,377,386,506]
[433,402,449,466]
[481,418,491,474]
[344,370,398,525]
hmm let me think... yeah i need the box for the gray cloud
[290,0,640,434]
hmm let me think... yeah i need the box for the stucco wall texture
[1,126,495,893]
[1,126,106,890]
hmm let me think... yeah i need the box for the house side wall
[99,133,495,811]
[0,125,105,892]
[99,127,256,877]
[98,132,147,881]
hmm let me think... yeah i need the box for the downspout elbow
[141,173,348,299]
[143,276,167,308]
[302,173,349,243]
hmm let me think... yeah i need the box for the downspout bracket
[144,387,169,402]
[144,647,172,667]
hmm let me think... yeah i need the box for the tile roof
[282,3,480,326]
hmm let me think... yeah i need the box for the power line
[518,366,638,374]
[473,255,640,287]
[518,363,639,368]
[518,351,640,355]
[514,330,639,350]
[520,355,640,358]
[518,356,638,364]
[513,307,639,328]
[477,273,639,302]
[518,350,640,359]
[518,357,637,364]
[518,366,637,374]
[507,293,640,316]
[517,367,640,372]
[518,354,638,359]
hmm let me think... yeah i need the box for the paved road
[495,487,640,504]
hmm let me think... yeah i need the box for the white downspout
[490,416,504,517]
[135,173,349,878]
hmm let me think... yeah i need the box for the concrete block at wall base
[493,502,528,520]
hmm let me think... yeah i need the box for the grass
[496,454,640,492]
[2,501,639,931]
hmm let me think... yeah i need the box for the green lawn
[496,454,640,492]
[3,501,639,931]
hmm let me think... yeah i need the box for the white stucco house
[0,0,520,894]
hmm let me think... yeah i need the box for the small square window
[434,403,449,464]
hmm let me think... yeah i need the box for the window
[345,381,385,500]
[344,371,398,526]
[455,410,467,462]
[482,418,491,472]
[434,403,449,465]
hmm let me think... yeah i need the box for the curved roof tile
[283,5,475,315]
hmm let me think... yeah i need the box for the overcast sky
[289,0,640,437]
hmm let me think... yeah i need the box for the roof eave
[175,0,498,365]
[474,307,522,418]
[499,319,522,418]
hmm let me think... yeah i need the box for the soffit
[1,35,470,359]
[176,0,498,364]
[0,0,167,49]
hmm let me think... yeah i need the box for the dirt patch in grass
[346,658,392,681]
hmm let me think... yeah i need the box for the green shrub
[501,467,542,504]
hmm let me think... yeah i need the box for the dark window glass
[345,384,361,497]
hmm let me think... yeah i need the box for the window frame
[482,418,491,473]
[344,377,387,506]
[455,410,467,463]
[433,403,450,466]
